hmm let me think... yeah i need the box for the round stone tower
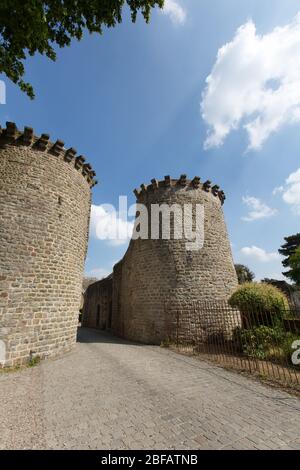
[112,175,238,344]
[0,122,97,366]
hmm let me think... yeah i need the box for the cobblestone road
[0,328,300,449]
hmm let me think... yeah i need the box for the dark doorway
[96,305,100,327]
[108,301,112,329]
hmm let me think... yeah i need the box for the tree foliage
[229,282,289,317]
[279,233,300,285]
[234,264,255,284]
[0,0,164,98]
[289,246,300,285]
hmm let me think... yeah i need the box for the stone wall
[164,300,242,344]
[111,261,124,337]
[110,176,238,344]
[82,276,113,330]
[0,122,96,366]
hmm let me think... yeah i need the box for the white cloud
[282,168,300,213]
[242,196,277,222]
[273,167,300,213]
[89,204,134,246]
[161,0,186,25]
[240,246,281,262]
[272,185,284,195]
[201,12,300,150]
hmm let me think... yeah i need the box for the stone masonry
[83,176,238,344]
[0,122,97,367]
[83,275,113,330]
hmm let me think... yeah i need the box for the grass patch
[28,355,41,367]
[0,354,41,373]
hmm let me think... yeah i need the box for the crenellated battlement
[133,175,226,204]
[0,122,97,187]
[0,121,94,367]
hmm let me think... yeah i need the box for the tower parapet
[0,122,95,366]
[0,122,97,187]
[133,175,226,205]
[110,174,237,344]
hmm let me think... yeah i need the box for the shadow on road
[76,326,149,347]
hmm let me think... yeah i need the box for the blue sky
[1,0,300,281]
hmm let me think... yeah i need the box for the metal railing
[164,300,300,390]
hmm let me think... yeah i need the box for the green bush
[234,325,299,364]
[229,282,289,326]
[239,325,283,359]
[28,355,40,368]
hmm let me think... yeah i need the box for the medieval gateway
[0,121,238,366]
[83,175,238,344]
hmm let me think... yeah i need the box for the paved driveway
[0,327,299,450]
